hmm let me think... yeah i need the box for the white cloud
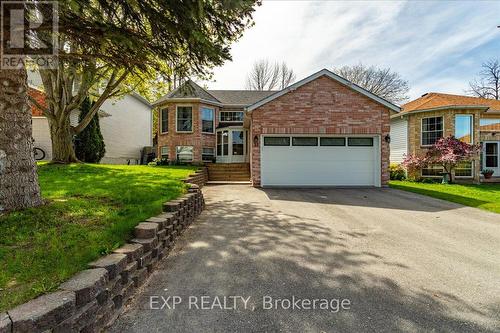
[205,0,500,100]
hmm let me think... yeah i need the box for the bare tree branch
[245,59,296,90]
[333,63,409,104]
[468,59,500,100]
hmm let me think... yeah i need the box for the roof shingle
[402,92,500,114]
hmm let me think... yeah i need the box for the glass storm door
[216,128,247,163]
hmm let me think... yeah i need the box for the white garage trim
[260,134,381,187]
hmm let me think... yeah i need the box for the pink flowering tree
[402,136,480,183]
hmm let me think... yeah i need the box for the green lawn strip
[389,181,500,214]
[0,163,197,311]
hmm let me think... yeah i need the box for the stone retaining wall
[0,185,205,333]
[183,167,208,188]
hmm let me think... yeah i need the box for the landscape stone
[59,268,108,307]
[8,290,75,332]
[0,313,11,333]
[134,222,159,239]
[88,253,127,280]
[113,243,143,263]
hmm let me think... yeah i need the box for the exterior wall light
[253,135,259,147]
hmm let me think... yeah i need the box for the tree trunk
[48,116,79,163]
[0,67,43,212]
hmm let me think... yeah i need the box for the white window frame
[176,105,193,133]
[160,146,169,159]
[219,111,244,123]
[455,114,474,144]
[421,116,444,147]
[455,161,473,178]
[421,164,444,178]
[201,107,215,134]
[202,147,215,161]
[176,146,194,162]
[160,108,168,134]
[479,118,500,126]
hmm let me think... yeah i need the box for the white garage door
[261,136,380,187]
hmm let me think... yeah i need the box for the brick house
[154,69,400,187]
[390,93,500,182]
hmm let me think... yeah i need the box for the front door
[483,142,500,176]
[216,128,247,163]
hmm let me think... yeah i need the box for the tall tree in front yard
[32,0,258,163]
[0,5,42,211]
[402,136,480,183]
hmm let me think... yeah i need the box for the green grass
[0,163,197,311]
[389,181,500,214]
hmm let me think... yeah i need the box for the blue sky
[205,0,500,102]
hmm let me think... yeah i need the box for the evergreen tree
[75,98,106,163]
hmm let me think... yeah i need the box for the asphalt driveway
[110,185,500,333]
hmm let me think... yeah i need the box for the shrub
[390,163,406,180]
[75,98,106,163]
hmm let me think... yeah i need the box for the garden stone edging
[2,182,206,333]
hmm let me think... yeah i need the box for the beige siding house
[390,92,500,182]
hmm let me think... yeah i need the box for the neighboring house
[154,69,400,187]
[390,92,500,182]
[30,88,153,164]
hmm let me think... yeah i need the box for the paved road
[109,186,500,333]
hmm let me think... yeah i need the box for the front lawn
[389,181,500,214]
[0,163,197,311]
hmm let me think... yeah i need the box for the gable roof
[207,90,276,106]
[154,80,220,105]
[401,92,500,114]
[245,68,401,112]
[153,80,277,107]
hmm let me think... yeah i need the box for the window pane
[232,131,244,155]
[202,147,214,161]
[455,115,473,143]
[422,164,444,176]
[161,109,168,133]
[320,137,345,146]
[422,117,443,145]
[486,156,498,167]
[292,137,318,146]
[223,131,228,155]
[264,137,290,146]
[455,161,472,177]
[220,111,244,122]
[177,106,192,132]
[486,143,498,155]
[479,118,500,129]
[216,132,222,156]
[201,108,214,133]
[176,146,193,162]
[348,137,373,146]
[160,146,169,159]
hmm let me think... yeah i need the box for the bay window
[201,107,214,133]
[176,106,193,132]
[455,115,473,143]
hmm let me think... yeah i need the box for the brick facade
[156,101,219,163]
[250,75,391,187]
[406,109,483,182]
